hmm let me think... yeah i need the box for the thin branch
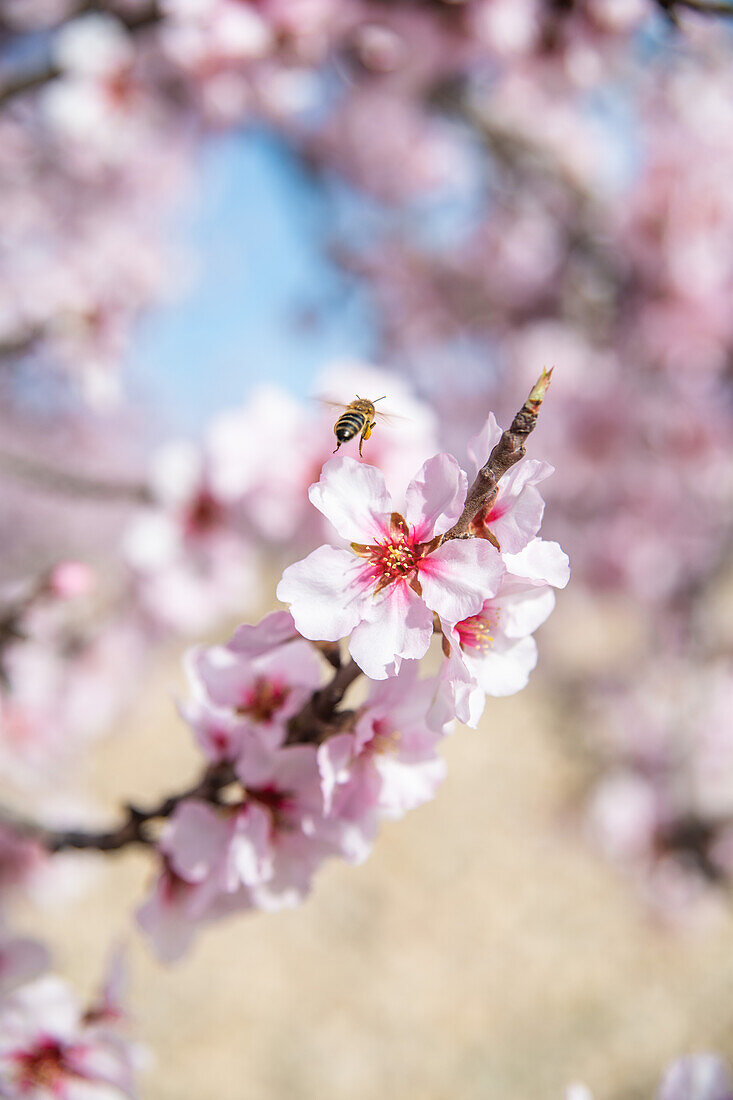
[0,449,152,505]
[442,368,553,542]
[659,0,733,15]
[287,658,362,742]
[0,761,236,854]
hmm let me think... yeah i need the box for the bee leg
[359,422,373,456]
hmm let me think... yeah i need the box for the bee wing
[313,396,412,423]
[374,410,412,425]
[314,396,348,413]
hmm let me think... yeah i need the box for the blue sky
[130,129,377,433]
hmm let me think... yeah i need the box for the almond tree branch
[656,0,733,17]
[0,449,152,505]
[442,368,553,542]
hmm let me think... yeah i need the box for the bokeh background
[2,2,733,1097]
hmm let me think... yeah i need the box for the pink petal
[403,453,467,541]
[135,873,201,963]
[178,699,251,761]
[253,642,323,699]
[420,539,505,624]
[227,804,273,888]
[431,640,485,729]
[487,459,552,553]
[162,801,229,884]
[187,645,254,710]
[317,732,356,814]
[348,580,434,679]
[228,610,298,654]
[277,545,371,641]
[374,754,446,818]
[308,456,392,543]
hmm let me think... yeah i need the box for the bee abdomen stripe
[335,413,365,437]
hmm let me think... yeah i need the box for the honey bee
[329,395,387,456]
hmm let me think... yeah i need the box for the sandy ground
[12,593,733,1100]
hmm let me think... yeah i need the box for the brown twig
[657,0,733,17]
[442,369,553,542]
[0,761,236,853]
[287,658,362,742]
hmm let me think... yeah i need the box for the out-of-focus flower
[183,611,323,754]
[0,975,138,1098]
[657,1055,733,1100]
[44,561,96,601]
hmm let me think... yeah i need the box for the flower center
[237,679,290,723]
[184,489,224,536]
[352,513,426,592]
[456,608,499,653]
[365,535,420,591]
[248,785,296,830]
[13,1039,70,1090]
[366,719,402,755]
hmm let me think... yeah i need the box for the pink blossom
[136,862,223,964]
[140,740,343,958]
[182,611,323,755]
[277,454,505,679]
[124,439,259,634]
[433,540,568,726]
[318,663,447,855]
[233,741,335,864]
[44,562,95,601]
[0,976,137,1097]
[161,797,273,907]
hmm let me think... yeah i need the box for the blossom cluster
[136,406,567,959]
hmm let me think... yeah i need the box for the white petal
[348,581,433,679]
[498,586,556,639]
[469,635,538,697]
[277,546,371,641]
[308,456,392,543]
[504,537,570,588]
[420,539,505,624]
